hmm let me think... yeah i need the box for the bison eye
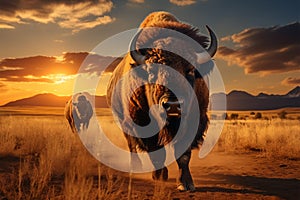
[162,102,171,111]
[186,68,195,77]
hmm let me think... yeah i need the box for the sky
[0,0,299,105]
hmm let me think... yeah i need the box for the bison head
[123,25,217,146]
[108,23,217,147]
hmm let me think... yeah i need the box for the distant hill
[211,86,300,110]
[2,86,300,110]
[3,94,70,107]
[2,93,109,108]
[286,86,300,97]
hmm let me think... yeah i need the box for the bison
[106,11,217,191]
[65,94,93,133]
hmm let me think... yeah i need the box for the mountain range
[211,86,300,110]
[2,86,300,110]
[2,93,109,108]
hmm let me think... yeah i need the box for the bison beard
[106,11,216,191]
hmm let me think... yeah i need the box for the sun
[53,74,68,84]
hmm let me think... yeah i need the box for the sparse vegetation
[222,113,228,120]
[254,112,262,119]
[0,107,300,199]
[278,110,287,119]
[230,113,239,120]
[0,115,127,199]
[216,118,300,159]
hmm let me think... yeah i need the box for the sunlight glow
[42,74,76,84]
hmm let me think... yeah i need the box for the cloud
[0,0,114,32]
[54,39,64,43]
[0,23,15,29]
[217,22,300,75]
[281,77,300,86]
[2,76,55,83]
[59,15,115,33]
[129,0,145,3]
[0,52,118,83]
[169,0,197,6]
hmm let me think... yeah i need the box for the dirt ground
[1,148,299,200]
[0,108,299,199]
[118,150,300,200]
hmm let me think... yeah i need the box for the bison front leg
[148,147,168,181]
[124,135,143,171]
[175,147,195,191]
[82,120,89,131]
[74,118,81,132]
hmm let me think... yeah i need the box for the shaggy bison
[65,94,93,133]
[107,11,217,191]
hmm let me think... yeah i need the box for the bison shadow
[195,174,300,199]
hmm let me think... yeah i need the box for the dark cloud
[218,22,300,75]
[0,52,118,83]
[62,52,117,74]
[0,55,73,78]
[0,0,115,32]
[281,77,300,86]
[0,0,18,14]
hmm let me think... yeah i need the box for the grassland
[0,107,299,199]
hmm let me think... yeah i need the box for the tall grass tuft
[0,115,124,199]
[216,119,300,159]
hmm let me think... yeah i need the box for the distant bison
[65,94,93,133]
[106,11,218,191]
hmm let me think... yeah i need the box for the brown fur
[65,95,93,133]
[107,12,211,151]
[106,11,216,188]
[138,11,208,49]
[139,11,179,27]
[64,99,78,133]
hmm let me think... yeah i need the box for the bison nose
[159,96,183,118]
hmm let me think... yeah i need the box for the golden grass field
[0,107,299,199]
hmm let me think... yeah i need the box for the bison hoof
[177,183,186,192]
[187,184,196,192]
[152,167,168,181]
[177,183,195,192]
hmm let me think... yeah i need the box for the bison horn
[206,25,218,57]
[196,25,218,63]
[129,29,146,65]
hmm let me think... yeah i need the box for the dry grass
[0,107,299,199]
[216,118,300,160]
[0,115,126,199]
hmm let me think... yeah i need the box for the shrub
[222,113,228,120]
[210,114,217,120]
[230,113,239,120]
[278,110,287,119]
[254,112,262,119]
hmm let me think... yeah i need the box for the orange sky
[0,0,299,105]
